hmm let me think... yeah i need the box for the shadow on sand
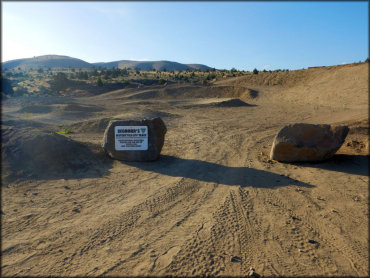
[293,154,369,177]
[125,155,314,189]
[2,145,114,183]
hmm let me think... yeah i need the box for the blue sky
[2,1,368,70]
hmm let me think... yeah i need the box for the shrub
[50,72,69,92]
[13,86,29,97]
[97,77,103,87]
[1,78,14,95]
[56,128,73,135]
[253,68,259,75]
[158,79,166,85]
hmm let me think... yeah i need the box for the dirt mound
[338,118,369,155]
[124,85,258,101]
[215,62,368,108]
[71,110,179,134]
[139,110,180,119]
[71,118,111,133]
[1,127,105,180]
[214,98,255,107]
[2,119,47,129]
[18,105,53,114]
[62,103,104,112]
[347,118,369,136]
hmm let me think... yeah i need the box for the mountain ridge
[2,55,213,71]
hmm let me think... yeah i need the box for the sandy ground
[1,62,369,276]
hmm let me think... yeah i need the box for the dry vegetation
[2,66,255,98]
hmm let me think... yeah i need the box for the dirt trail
[1,62,368,276]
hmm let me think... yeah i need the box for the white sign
[115,126,148,151]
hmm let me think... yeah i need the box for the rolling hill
[2,55,93,70]
[92,60,213,71]
[2,55,213,71]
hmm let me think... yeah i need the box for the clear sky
[2,1,368,70]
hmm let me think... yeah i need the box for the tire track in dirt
[247,128,368,275]
[164,186,264,276]
[262,188,368,276]
[91,179,224,275]
[72,178,202,273]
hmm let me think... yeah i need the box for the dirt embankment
[1,127,110,181]
[216,62,369,109]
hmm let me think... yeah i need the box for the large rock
[102,118,166,161]
[270,123,349,162]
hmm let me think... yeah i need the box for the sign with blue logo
[114,126,148,150]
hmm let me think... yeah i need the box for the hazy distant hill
[93,60,213,71]
[2,55,93,70]
[2,55,213,71]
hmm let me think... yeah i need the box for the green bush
[13,86,29,97]
[97,77,103,87]
[56,128,73,135]
[158,79,166,85]
[1,78,14,95]
[50,72,70,92]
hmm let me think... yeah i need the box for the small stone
[308,239,317,244]
[230,256,242,263]
[247,267,260,277]
[331,209,338,213]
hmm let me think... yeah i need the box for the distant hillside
[2,55,213,71]
[2,55,93,70]
[92,60,213,71]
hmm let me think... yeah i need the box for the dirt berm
[1,127,107,181]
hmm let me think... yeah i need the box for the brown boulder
[270,123,349,162]
[102,118,166,161]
